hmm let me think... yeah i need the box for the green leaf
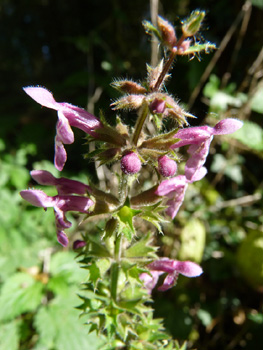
[183,42,216,56]
[0,272,44,322]
[211,154,243,184]
[203,74,220,99]
[0,320,20,350]
[34,298,103,350]
[250,85,263,114]
[125,233,157,259]
[178,218,206,263]
[251,0,263,9]
[142,20,162,41]
[232,120,263,151]
[117,206,141,234]
[248,312,263,324]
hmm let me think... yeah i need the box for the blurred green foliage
[1,0,263,349]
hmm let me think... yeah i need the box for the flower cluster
[20,12,242,307]
[20,11,244,348]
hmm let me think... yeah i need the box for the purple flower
[30,170,91,195]
[73,240,87,250]
[23,86,103,171]
[20,189,94,247]
[155,175,188,219]
[172,119,243,182]
[140,258,203,293]
[155,169,206,219]
[121,152,142,175]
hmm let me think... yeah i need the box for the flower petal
[184,138,212,182]
[165,183,187,219]
[213,118,243,135]
[55,138,67,171]
[140,271,162,294]
[20,189,54,208]
[155,175,187,196]
[57,231,69,247]
[61,103,102,133]
[30,170,57,186]
[158,272,179,291]
[56,195,94,213]
[147,258,175,273]
[23,86,60,110]
[57,111,74,144]
[172,260,203,277]
[172,126,212,148]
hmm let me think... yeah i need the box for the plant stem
[153,49,177,91]
[111,233,122,302]
[153,35,186,92]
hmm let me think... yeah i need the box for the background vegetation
[0,0,263,349]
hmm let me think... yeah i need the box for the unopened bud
[158,155,177,177]
[121,152,141,175]
[111,80,147,94]
[157,16,177,49]
[182,10,205,37]
[73,240,86,249]
[150,98,166,114]
[111,94,144,110]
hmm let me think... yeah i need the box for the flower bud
[158,155,177,177]
[73,240,86,249]
[157,16,177,49]
[111,94,144,111]
[182,10,205,37]
[149,98,166,114]
[121,152,141,175]
[111,80,147,94]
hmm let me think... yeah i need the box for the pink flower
[121,152,141,175]
[140,258,203,293]
[155,168,207,219]
[155,175,188,219]
[30,170,91,195]
[20,189,93,247]
[23,86,103,171]
[172,119,243,182]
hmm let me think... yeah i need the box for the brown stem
[152,35,186,92]
[153,49,177,91]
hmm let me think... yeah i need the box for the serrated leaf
[0,272,44,322]
[87,262,101,286]
[183,42,216,55]
[125,234,157,258]
[34,299,103,350]
[117,206,141,234]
